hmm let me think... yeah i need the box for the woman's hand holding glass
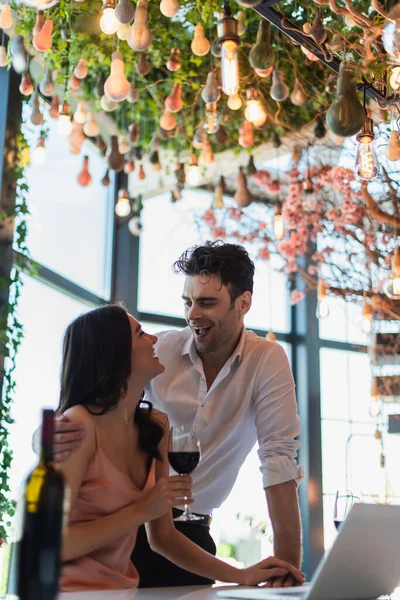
[139,475,193,522]
[168,425,201,522]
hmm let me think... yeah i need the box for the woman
[58,304,304,591]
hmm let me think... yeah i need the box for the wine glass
[168,425,201,522]
[333,490,361,531]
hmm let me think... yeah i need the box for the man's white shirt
[145,326,303,515]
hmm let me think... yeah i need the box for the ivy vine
[0,119,32,540]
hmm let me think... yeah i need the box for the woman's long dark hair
[58,304,164,459]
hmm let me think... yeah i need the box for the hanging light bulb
[355,116,379,181]
[386,130,400,161]
[204,103,220,134]
[362,294,373,334]
[383,247,400,300]
[100,0,118,34]
[244,87,267,125]
[115,188,131,217]
[57,103,73,136]
[265,330,276,341]
[191,24,210,56]
[227,93,242,110]
[316,278,329,319]
[217,3,240,96]
[273,202,284,239]
[74,102,87,124]
[117,22,130,40]
[186,152,201,186]
[83,112,99,137]
[369,378,380,418]
[0,4,13,30]
[104,51,130,102]
[32,137,46,165]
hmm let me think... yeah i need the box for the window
[20,108,114,299]
[8,275,91,499]
[320,347,400,550]
[319,296,368,346]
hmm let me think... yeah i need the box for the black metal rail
[253,1,400,107]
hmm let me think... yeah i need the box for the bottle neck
[40,409,55,465]
[39,442,54,465]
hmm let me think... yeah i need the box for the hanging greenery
[0,122,31,540]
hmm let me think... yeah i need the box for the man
[51,241,303,587]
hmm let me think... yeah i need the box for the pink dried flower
[258,247,270,260]
[290,289,305,305]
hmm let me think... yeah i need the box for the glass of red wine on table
[333,490,361,531]
[168,425,201,522]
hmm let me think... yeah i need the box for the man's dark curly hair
[173,241,255,301]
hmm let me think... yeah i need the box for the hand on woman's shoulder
[62,405,97,450]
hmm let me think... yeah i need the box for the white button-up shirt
[145,326,303,516]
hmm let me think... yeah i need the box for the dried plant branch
[362,184,400,227]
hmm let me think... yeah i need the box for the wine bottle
[17,409,66,600]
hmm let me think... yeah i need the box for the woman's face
[127,314,165,382]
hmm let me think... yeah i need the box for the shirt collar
[181,325,247,366]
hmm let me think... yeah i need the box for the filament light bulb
[32,137,46,165]
[316,278,329,319]
[115,189,131,217]
[221,40,239,96]
[100,3,118,34]
[217,5,240,96]
[355,117,379,181]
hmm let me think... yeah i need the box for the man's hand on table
[53,414,86,462]
[240,557,305,587]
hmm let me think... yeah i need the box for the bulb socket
[118,188,129,200]
[356,116,375,143]
[103,0,116,9]
[217,6,240,47]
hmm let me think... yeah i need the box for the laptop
[217,503,400,600]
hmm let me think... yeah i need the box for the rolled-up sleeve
[254,343,304,489]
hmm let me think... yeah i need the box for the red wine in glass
[333,490,360,532]
[333,519,342,531]
[168,451,200,475]
[168,426,201,522]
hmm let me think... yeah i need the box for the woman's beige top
[61,424,155,591]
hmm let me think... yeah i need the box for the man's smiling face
[182,273,250,357]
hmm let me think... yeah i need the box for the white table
[8,586,235,600]
[59,585,239,600]
[58,585,400,600]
